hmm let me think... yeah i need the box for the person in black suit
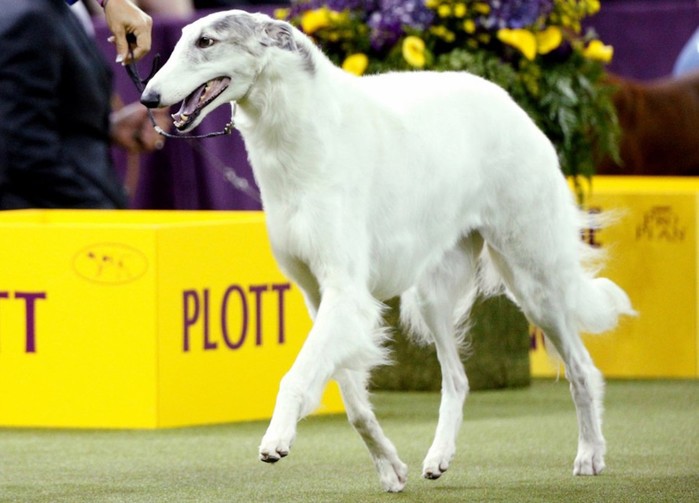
[0,0,162,209]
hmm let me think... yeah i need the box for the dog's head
[140,10,302,132]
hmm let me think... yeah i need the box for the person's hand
[110,102,169,153]
[104,0,153,64]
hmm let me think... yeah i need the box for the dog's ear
[260,21,298,52]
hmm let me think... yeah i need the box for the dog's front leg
[259,286,386,464]
[336,368,408,492]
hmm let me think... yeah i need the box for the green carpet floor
[1,380,697,502]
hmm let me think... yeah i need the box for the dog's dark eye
[196,36,216,49]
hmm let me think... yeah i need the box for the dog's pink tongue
[177,84,207,117]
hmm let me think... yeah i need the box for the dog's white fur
[143,10,635,492]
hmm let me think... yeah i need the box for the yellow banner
[0,210,343,428]
[531,177,699,378]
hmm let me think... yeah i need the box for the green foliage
[372,296,530,391]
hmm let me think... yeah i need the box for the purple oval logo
[73,243,148,285]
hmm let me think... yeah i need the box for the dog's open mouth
[171,77,231,130]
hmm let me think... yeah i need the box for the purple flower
[484,0,554,29]
[367,0,434,50]
[289,0,554,52]
[289,0,378,18]
[325,0,377,11]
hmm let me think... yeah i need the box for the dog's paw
[421,446,454,480]
[376,457,408,493]
[259,432,294,464]
[573,444,606,476]
[422,459,450,480]
[259,446,289,463]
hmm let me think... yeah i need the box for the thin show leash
[123,42,261,203]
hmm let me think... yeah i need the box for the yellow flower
[328,10,349,23]
[454,3,467,18]
[463,19,476,34]
[536,26,563,55]
[424,0,440,8]
[497,28,537,61]
[402,36,426,68]
[587,0,601,14]
[273,8,290,20]
[583,39,614,63]
[301,7,331,34]
[474,2,490,14]
[430,26,455,42]
[342,53,369,76]
[437,4,451,18]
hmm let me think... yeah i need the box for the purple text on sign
[182,283,291,352]
[0,291,47,353]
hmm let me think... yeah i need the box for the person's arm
[138,0,193,17]
[101,0,152,64]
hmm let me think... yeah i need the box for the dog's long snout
[140,89,161,109]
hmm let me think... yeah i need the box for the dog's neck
[237,37,338,125]
[233,41,352,197]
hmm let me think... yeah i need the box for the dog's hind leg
[484,244,607,476]
[259,285,386,465]
[534,319,607,475]
[557,334,607,476]
[407,234,482,480]
[336,368,408,492]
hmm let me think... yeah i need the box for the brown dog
[598,70,699,175]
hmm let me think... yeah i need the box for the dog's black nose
[140,90,161,109]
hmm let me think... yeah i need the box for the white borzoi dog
[141,10,635,492]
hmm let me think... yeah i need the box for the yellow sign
[531,177,699,378]
[0,210,343,428]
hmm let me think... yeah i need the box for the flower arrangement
[279,0,620,183]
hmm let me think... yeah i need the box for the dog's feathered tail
[573,276,635,334]
[572,209,637,334]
